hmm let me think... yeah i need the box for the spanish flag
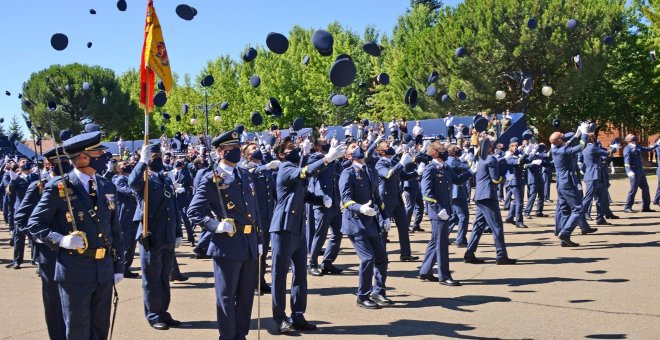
[140,0,173,110]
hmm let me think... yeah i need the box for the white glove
[35,238,44,244]
[656,140,660,146]
[626,171,635,178]
[505,173,515,182]
[175,187,185,194]
[8,171,18,180]
[579,122,589,135]
[302,139,312,155]
[416,163,425,176]
[437,208,449,221]
[140,145,152,163]
[59,235,85,250]
[359,200,377,216]
[504,151,512,159]
[421,140,431,153]
[393,145,401,154]
[324,143,347,163]
[398,153,412,166]
[574,127,582,139]
[469,162,478,174]
[3,155,8,162]
[374,135,384,144]
[323,195,332,208]
[531,159,543,166]
[382,218,392,232]
[610,144,620,152]
[258,244,263,256]
[175,237,182,248]
[114,273,124,285]
[210,219,236,234]
[611,165,615,175]
[266,160,280,170]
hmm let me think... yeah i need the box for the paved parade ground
[1,176,659,339]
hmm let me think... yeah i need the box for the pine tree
[8,115,24,141]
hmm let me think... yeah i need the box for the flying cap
[51,33,69,51]
[266,32,289,54]
[362,42,381,57]
[329,58,357,87]
[243,47,257,62]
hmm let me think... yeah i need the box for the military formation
[2,116,660,340]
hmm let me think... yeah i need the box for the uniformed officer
[419,141,476,285]
[654,138,660,206]
[307,139,343,276]
[503,138,529,228]
[6,161,40,268]
[22,146,71,339]
[374,140,419,261]
[241,142,279,294]
[171,160,195,245]
[623,134,659,213]
[269,136,345,333]
[339,142,391,309]
[524,144,549,218]
[187,130,262,340]
[581,135,614,225]
[446,145,470,247]
[129,143,183,330]
[463,139,516,265]
[549,126,598,247]
[112,161,140,278]
[27,131,124,340]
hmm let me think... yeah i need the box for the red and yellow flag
[140,0,173,110]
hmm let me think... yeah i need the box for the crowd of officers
[1,120,659,340]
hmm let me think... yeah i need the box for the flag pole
[142,66,150,237]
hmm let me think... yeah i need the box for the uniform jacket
[422,160,472,220]
[339,164,382,237]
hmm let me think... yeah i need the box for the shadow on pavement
[311,319,490,338]
[585,334,627,339]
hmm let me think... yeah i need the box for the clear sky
[0,0,461,136]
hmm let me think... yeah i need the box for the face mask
[384,147,396,156]
[21,163,31,171]
[439,151,449,161]
[85,152,110,173]
[52,161,73,176]
[630,136,637,142]
[251,150,263,161]
[223,148,241,164]
[123,165,133,174]
[352,147,365,160]
[455,150,462,158]
[149,157,164,172]
[321,144,331,153]
[164,159,171,165]
[285,148,301,163]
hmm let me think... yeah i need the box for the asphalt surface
[1,176,659,339]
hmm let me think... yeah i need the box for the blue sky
[0,0,461,136]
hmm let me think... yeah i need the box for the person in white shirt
[444,112,455,142]
[412,121,423,137]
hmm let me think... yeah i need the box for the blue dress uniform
[192,166,213,257]
[23,147,70,340]
[504,150,528,227]
[464,140,515,264]
[375,155,417,260]
[172,164,195,244]
[187,131,261,340]
[581,142,611,224]
[129,145,183,329]
[654,147,660,206]
[3,170,17,234]
[269,144,330,331]
[419,158,473,282]
[552,133,594,245]
[524,146,549,217]
[623,141,658,212]
[339,158,389,308]
[542,155,553,202]
[8,169,39,267]
[307,151,343,274]
[112,171,139,276]
[446,155,470,246]
[27,132,124,340]
[402,161,424,231]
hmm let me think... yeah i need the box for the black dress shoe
[400,255,419,262]
[496,257,517,265]
[307,268,323,276]
[606,214,619,219]
[524,214,532,219]
[5,262,15,269]
[12,263,21,270]
[291,318,318,331]
[535,213,549,217]
[408,228,415,234]
[641,208,656,212]
[370,293,394,306]
[321,264,343,274]
[170,275,188,282]
[151,322,169,330]
[412,226,425,232]
[623,208,637,213]
[124,271,139,279]
[558,234,579,247]
[418,274,439,282]
[581,228,598,235]
[483,229,493,234]
[356,299,381,309]
[504,218,515,224]
[587,216,593,221]
[515,223,528,229]
[256,284,271,295]
[464,255,485,264]
[595,220,611,225]
[194,251,211,259]
[277,320,293,334]
[439,278,461,286]
[455,242,468,248]
[165,319,181,327]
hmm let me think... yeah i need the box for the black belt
[230,222,254,236]
[68,247,107,260]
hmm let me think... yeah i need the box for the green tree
[21,63,143,140]
[8,115,24,141]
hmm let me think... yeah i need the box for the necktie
[233,168,241,186]
[88,178,97,205]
